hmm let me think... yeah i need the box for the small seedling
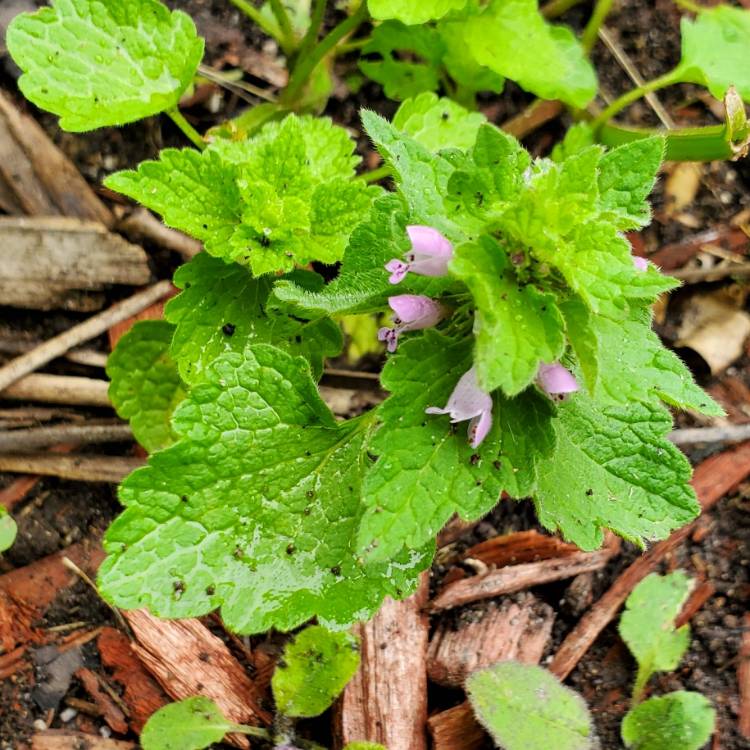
[0,507,16,553]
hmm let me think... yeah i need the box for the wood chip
[427,594,555,750]
[74,667,129,735]
[0,453,143,482]
[124,609,270,748]
[431,540,620,611]
[336,573,429,750]
[739,612,750,739]
[0,217,150,311]
[427,594,554,687]
[31,731,136,750]
[463,529,581,567]
[97,627,168,734]
[549,441,750,681]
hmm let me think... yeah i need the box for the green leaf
[107,321,185,453]
[466,662,596,750]
[621,692,715,750]
[344,744,387,750]
[165,253,342,384]
[359,22,444,101]
[677,6,750,102]
[450,236,565,395]
[140,696,236,750]
[272,625,360,718]
[619,571,693,693]
[98,344,430,634]
[0,508,17,553]
[358,331,555,560]
[368,0,468,24]
[392,93,487,152]
[597,137,665,230]
[106,115,374,276]
[563,298,724,416]
[464,0,597,108]
[7,0,203,131]
[534,396,699,551]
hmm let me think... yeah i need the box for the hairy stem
[591,69,680,129]
[631,663,651,704]
[581,0,613,52]
[166,108,206,150]
[363,164,392,183]
[540,0,585,19]
[282,1,368,106]
[269,0,297,52]
[227,0,287,50]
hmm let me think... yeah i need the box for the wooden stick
[739,612,750,739]
[0,453,143,482]
[549,441,750,681]
[117,207,202,260]
[0,423,131,452]
[675,580,715,629]
[2,374,111,406]
[669,260,750,284]
[0,280,172,393]
[0,337,108,368]
[669,423,750,446]
[430,543,619,612]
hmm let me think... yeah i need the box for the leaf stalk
[166,108,206,150]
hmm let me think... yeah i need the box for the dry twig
[0,453,143,482]
[2,374,111,406]
[0,423,131,452]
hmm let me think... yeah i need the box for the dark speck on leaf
[294,335,302,343]
[304,506,312,515]
[306,490,314,499]
[173,580,185,595]
[367,452,378,462]
[475,480,482,486]
[259,234,271,247]
[233,547,243,559]
[286,543,295,555]
[331,565,342,576]
[493,460,502,470]
[278,658,287,669]
[222,323,236,336]
[305,450,311,456]
[198,652,210,662]
[586,488,594,496]
[441,111,450,120]
[181,495,188,502]
[205,585,215,596]
[470,453,480,466]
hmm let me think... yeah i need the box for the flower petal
[406,225,453,260]
[537,362,579,396]
[468,409,492,448]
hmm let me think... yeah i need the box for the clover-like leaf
[0,508,17,553]
[272,625,360,718]
[535,397,699,551]
[467,662,596,750]
[464,0,596,108]
[358,331,555,561]
[107,320,185,453]
[98,344,430,634]
[621,692,715,750]
[368,0,468,24]
[140,697,236,750]
[619,571,694,698]
[165,253,342,384]
[7,0,203,131]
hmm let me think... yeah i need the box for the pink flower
[385,225,453,284]
[632,255,649,272]
[377,294,445,352]
[426,367,493,448]
[537,362,579,399]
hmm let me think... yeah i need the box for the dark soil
[1,0,750,748]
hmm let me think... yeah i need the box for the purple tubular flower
[537,362,579,398]
[385,225,453,284]
[377,294,445,352]
[632,255,649,272]
[425,367,493,448]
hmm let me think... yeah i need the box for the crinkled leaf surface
[107,320,185,453]
[619,571,693,682]
[166,253,342,384]
[451,237,565,395]
[535,397,699,551]
[358,331,555,560]
[393,93,487,151]
[464,0,596,108]
[0,508,17,553]
[368,0,468,24]
[678,6,750,101]
[272,625,360,718]
[621,692,715,750]
[467,662,595,750]
[140,696,235,750]
[106,116,374,275]
[98,344,429,634]
[7,0,203,131]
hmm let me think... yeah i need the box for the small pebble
[100,726,112,739]
[32,719,47,731]
[59,707,77,723]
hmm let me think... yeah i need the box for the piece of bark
[427,595,556,750]
[0,453,143,482]
[31,731,136,750]
[463,530,581,567]
[431,541,619,611]
[649,226,748,271]
[124,609,270,748]
[427,593,555,687]
[97,627,169,734]
[2,374,111,407]
[74,667,129,735]
[549,440,750,681]
[739,612,750,739]
[336,573,429,750]
[0,217,150,311]
[0,90,112,226]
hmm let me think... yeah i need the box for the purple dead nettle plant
[377,294,446,352]
[632,255,649,271]
[536,362,579,399]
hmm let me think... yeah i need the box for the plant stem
[674,0,703,13]
[540,0,585,19]
[227,0,286,49]
[581,0,613,52]
[363,164,392,183]
[282,1,368,106]
[337,35,371,54]
[233,724,272,740]
[269,0,297,52]
[167,108,206,150]
[293,0,327,70]
[591,69,680,129]
[631,664,651,704]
